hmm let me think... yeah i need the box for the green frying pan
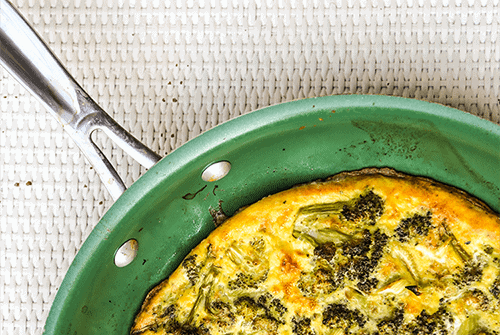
[44,95,500,334]
[1,2,499,334]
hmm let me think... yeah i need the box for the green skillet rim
[44,94,500,334]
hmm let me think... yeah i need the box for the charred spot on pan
[182,185,207,200]
[209,200,228,227]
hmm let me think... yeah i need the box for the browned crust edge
[324,167,497,215]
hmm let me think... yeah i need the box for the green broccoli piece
[341,190,385,225]
[322,303,367,331]
[203,300,235,330]
[181,245,216,286]
[376,307,405,335]
[295,189,384,226]
[292,316,316,335]
[256,293,288,322]
[490,273,500,299]
[455,260,485,288]
[228,272,267,291]
[313,242,337,262]
[464,289,490,311]
[133,304,209,335]
[395,211,433,242]
[297,264,340,297]
[343,229,388,293]
[226,239,269,291]
[342,229,372,257]
[161,321,208,335]
[233,296,281,334]
[401,307,453,335]
[182,255,201,285]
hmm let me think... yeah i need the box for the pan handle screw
[114,239,138,267]
[201,161,231,182]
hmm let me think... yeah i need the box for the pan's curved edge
[43,95,500,334]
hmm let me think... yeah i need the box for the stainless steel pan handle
[0,0,162,200]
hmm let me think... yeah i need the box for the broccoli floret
[297,265,340,297]
[462,288,490,311]
[341,190,385,225]
[342,229,372,257]
[371,229,389,261]
[226,240,269,291]
[313,242,337,262]
[157,304,176,319]
[181,245,215,286]
[345,255,379,293]
[342,229,388,293]
[251,315,279,334]
[455,260,485,288]
[203,300,235,330]
[357,277,379,293]
[377,307,405,335]
[256,293,288,322]
[182,255,201,285]
[293,191,384,246]
[234,296,281,334]
[403,307,453,335]
[134,304,209,335]
[292,316,316,335]
[395,211,433,242]
[228,271,267,291]
[490,273,500,299]
[161,321,208,335]
[346,255,371,282]
[322,303,367,331]
[234,296,262,320]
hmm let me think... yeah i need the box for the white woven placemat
[1,0,499,334]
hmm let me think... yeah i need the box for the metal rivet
[201,161,231,182]
[114,239,138,267]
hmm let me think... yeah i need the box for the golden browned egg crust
[131,168,500,335]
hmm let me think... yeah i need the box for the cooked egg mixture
[131,169,500,335]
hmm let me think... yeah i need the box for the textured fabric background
[1,0,499,334]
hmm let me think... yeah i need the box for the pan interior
[44,95,500,334]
